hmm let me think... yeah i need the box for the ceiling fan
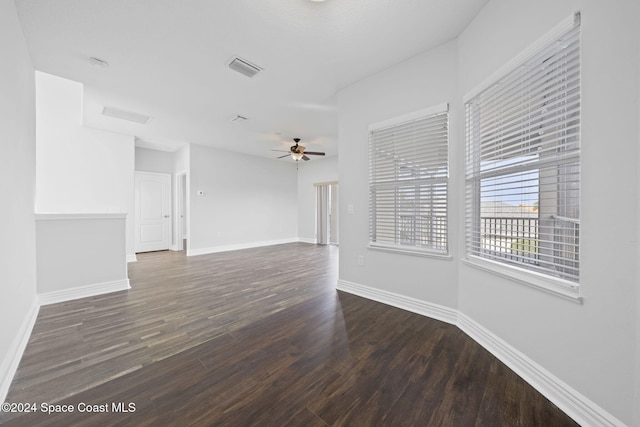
[273,138,325,161]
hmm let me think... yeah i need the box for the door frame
[314,180,339,245]
[173,171,189,251]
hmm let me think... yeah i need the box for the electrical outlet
[357,255,364,266]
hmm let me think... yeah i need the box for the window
[465,13,581,288]
[369,104,449,255]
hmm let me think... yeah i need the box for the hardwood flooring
[1,243,578,426]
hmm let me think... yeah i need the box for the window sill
[368,244,452,260]
[462,256,582,303]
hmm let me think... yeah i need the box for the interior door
[135,172,171,253]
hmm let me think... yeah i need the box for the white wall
[297,156,339,242]
[337,40,460,308]
[636,53,640,427]
[337,1,640,424]
[0,0,38,401]
[173,144,190,175]
[188,144,298,254]
[35,72,136,260]
[135,146,174,174]
[458,1,639,424]
[36,214,129,299]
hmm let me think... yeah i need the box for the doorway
[134,171,172,253]
[316,182,338,245]
[175,171,187,251]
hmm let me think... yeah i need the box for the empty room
[1,0,639,426]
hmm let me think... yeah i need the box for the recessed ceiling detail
[228,57,263,78]
[102,106,151,124]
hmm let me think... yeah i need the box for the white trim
[457,313,625,427]
[174,171,188,255]
[313,180,339,187]
[38,279,131,306]
[336,279,458,325]
[336,279,623,427]
[462,257,581,303]
[0,300,39,403]
[127,254,137,263]
[298,237,317,244]
[368,244,452,260]
[35,213,127,220]
[187,238,300,256]
[368,102,448,132]
[463,12,580,103]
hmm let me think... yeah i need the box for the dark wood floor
[1,243,577,426]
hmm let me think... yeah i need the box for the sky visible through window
[480,157,539,208]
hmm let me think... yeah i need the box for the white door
[135,172,171,253]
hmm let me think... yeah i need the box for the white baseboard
[38,279,131,306]
[457,313,625,427]
[298,237,317,244]
[126,254,137,263]
[2,279,131,402]
[337,279,624,427]
[337,279,458,325]
[0,299,39,403]
[187,238,300,256]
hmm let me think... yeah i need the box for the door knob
[164,215,170,218]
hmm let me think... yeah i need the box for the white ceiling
[15,0,488,159]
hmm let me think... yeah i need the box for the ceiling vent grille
[102,106,151,124]
[228,57,263,78]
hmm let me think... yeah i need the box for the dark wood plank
[1,243,578,426]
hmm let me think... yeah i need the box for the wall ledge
[336,279,625,427]
[35,213,126,220]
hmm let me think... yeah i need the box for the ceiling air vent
[102,106,151,124]
[228,57,263,78]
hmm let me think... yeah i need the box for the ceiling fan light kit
[272,138,326,162]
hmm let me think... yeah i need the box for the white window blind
[369,104,449,254]
[465,14,580,284]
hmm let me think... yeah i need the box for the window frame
[463,13,582,301]
[368,103,450,258]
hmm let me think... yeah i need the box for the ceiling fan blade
[302,155,310,161]
[271,149,290,153]
[277,154,290,159]
[304,151,325,156]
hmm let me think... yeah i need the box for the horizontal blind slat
[464,19,580,283]
[370,106,449,252]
